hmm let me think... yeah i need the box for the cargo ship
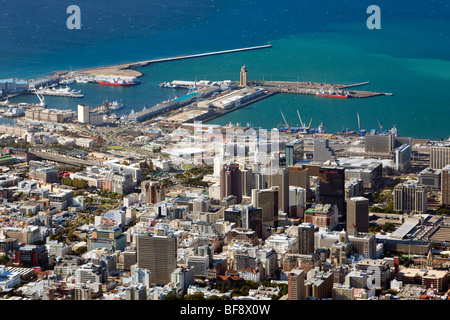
[315,87,350,99]
[99,78,139,86]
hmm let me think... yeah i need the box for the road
[34,150,107,167]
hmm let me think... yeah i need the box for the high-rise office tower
[365,133,395,155]
[442,164,450,206]
[288,268,305,300]
[313,137,336,163]
[240,65,248,87]
[289,166,310,191]
[224,206,243,228]
[267,167,289,214]
[394,180,428,213]
[431,146,450,169]
[346,197,369,235]
[241,167,255,198]
[141,181,165,204]
[137,234,177,285]
[285,139,304,166]
[252,163,269,190]
[319,166,346,220]
[243,205,263,239]
[289,186,306,207]
[252,187,279,228]
[297,222,315,254]
[220,162,242,203]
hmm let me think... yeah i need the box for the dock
[263,81,390,98]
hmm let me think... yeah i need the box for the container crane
[280,110,290,130]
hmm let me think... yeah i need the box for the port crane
[377,119,383,132]
[296,109,305,128]
[357,112,361,131]
[33,89,46,107]
[280,110,290,131]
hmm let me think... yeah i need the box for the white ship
[37,86,84,98]
[60,79,75,85]
[110,100,124,111]
[76,78,89,83]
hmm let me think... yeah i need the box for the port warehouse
[25,108,75,123]
[129,85,265,123]
[0,79,29,95]
[128,86,222,122]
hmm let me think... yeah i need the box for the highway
[33,150,107,167]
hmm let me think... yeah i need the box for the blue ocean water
[1,0,449,139]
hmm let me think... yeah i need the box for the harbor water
[1,0,449,139]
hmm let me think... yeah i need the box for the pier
[73,44,273,79]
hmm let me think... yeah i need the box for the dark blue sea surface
[1,0,449,139]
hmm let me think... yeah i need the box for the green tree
[0,254,10,265]
[185,292,205,300]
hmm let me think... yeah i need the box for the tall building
[304,271,334,299]
[346,197,369,235]
[88,219,127,252]
[394,144,412,173]
[305,204,339,231]
[442,164,450,206]
[104,172,133,195]
[251,187,279,228]
[77,104,90,124]
[289,166,310,191]
[313,137,336,163]
[288,186,306,218]
[297,222,315,254]
[137,234,177,285]
[365,133,395,154]
[251,163,269,190]
[288,268,305,300]
[240,65,248,87]
[419,167,441,190]
[394,180,428,213]
[319,166,346,220]
[243,205,263,239]
[220,162,242,203]
[285,139,304,166]
[430,146,450,169]
[241,167,255,197]
[141,181,165,204]
[224,206,243,228]
[77,104,103,126]
[267,167,289,214]
[224,204,263,238]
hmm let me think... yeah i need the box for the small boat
[315,87,350,99]
[60,79,75,85]
[110,100,124,111]
[99,78,138,86]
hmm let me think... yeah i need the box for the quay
[263,81,391,98]
[130,75,392,124]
